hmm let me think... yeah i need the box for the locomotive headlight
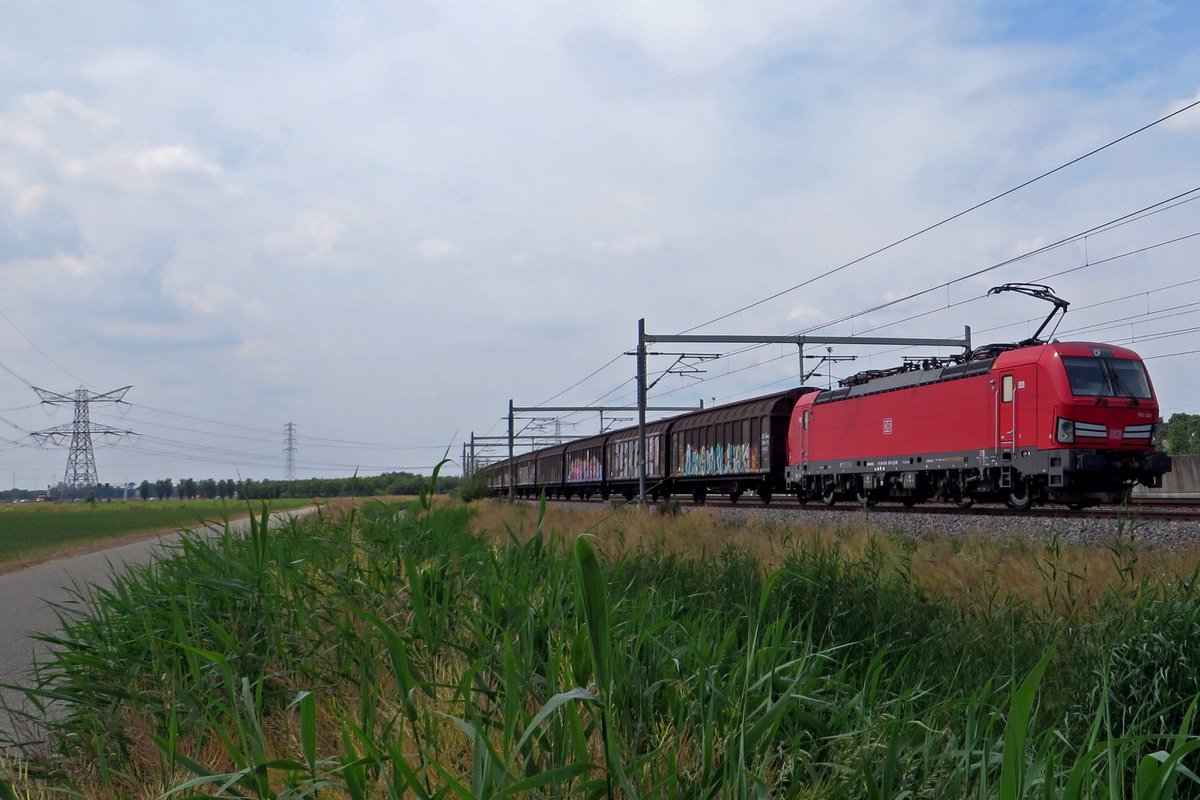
[1056,417,1075,444]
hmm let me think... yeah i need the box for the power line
[680,97,1200,334]
[0,305,89,387]
[1144,348,1200,360]
[569,197,1195,421]
[471,105,1200,448]
[645,195,1200,395]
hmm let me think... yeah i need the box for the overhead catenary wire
[623,215,1200,404]
[466,102,1200,455]
[679,97,1200,335]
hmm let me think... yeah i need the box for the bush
[455,471,491,501]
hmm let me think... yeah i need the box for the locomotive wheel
[856,490,877,507]
[822,486,837,506]
[955,496,975,509]
[796,491,809,507]
[1004,480,1034,511]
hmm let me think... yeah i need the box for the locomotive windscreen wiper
[1104,359,1143,406]
[987,283,1070,344]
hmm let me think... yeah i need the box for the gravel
[700,504,1200,551]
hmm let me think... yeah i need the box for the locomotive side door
[800,408,812,465]
[998,372,1016,449]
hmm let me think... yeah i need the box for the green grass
[4,491,1200,798]
[0,498,312,565]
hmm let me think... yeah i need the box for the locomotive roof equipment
[986,283,1070,345]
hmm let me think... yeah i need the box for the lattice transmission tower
[31,386,136,495]
[284,422,297,481]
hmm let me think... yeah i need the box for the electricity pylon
[31,386,136,496]
[284,422,297,480]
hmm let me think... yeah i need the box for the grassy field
[4,495,1200,798]
[0,498,313,566]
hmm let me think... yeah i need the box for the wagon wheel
[692,487,707,505]
[729,486,742,505]
[1004,479,1034,511]
[757,486,772,505]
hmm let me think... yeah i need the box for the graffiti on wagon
[678,442,760,477]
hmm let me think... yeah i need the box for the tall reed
[3,493,1199,798]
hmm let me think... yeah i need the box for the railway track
[524,495,1200,524]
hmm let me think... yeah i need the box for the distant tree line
[0,482,136,503]
[130,471,459,501]
[1159,413,1200,455]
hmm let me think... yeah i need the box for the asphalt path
[0,507,317,748]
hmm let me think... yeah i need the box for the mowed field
[0,498,313,567]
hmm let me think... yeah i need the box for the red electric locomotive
[785,285,1172,509]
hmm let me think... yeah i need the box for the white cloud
[13,90,115,132]
[131,145,221,176]
[1012,236,1049,256]
[264,211,345,259]
[593,233,662,255]
[787,305,824,323]
[415,238,461,260]
[0,1,1197,483]
[160,266,239,316]
[0,166,46,215]
[1163,90,1200,130]
[98,319,213,343]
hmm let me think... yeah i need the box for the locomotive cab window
[1062,356,1152,399]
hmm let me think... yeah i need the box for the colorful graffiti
[567,452,603,482]
[609,436,661,480]
[678,442,760,477]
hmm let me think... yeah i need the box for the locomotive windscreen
[1061,355,1152,399]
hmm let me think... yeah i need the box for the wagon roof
[534,444,567,458]
[670,388,808,430]
[607,418,672,442]
[563,432,611,454]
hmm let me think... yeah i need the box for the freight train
[481,285,1172,510]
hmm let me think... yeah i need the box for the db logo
[883,418,894,435]
[1109,429,1122,440]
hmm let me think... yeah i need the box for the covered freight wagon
[563,432,610,500]
[605,419,671,501]
[668,388,811,504]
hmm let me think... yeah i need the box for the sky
[0,0,1198,489]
